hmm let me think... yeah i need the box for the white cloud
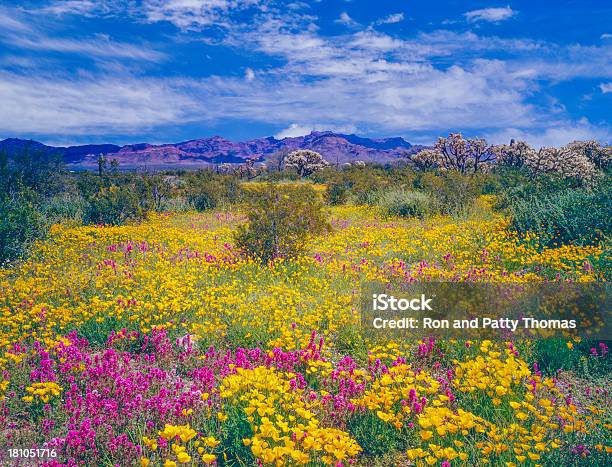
[485,119,611,147]
[4,1,610,146]
[600,82,612,93]
[335,12,358,27]
[0,7,32,32]
[374,13,404,25]
[601,33,612,39]
[275,123,358,138]
[464,6,516,23]
[6,34,165,61]
[1,5,165,63]
[142,0,265,29]
[42,0,127,16]
[0,72,200,135]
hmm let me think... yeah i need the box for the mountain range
[0,131,423,169]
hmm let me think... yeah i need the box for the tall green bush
[375,189,433,219]
[0,191,46,264]
[84,185,144,226]
[419,171,485,216]
[507,181,611,247]
[235,183,329,263]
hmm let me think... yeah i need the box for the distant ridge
[0,131,424,168]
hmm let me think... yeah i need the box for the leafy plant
[375,189,433,219]
[235,183,329,263]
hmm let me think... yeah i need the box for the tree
[411,133,494,173]
[284,149,329,177]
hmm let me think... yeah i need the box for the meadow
[0,139,611,466]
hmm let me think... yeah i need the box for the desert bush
[419,171,485,216]
[185,171,242,210]
[375,189,433,219]
[507,179,611,247]
[42,193,88,224]
[84,185,144,225]
[326,182,350,205]
[235,183,329,263]
[0,190,47,264]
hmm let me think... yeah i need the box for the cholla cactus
[492,140,535,168]
[565,140,611,170]
[285,149,329,177]
[525,146,598,185]
[412,133,494,173]
[352,160,366,167]
[410,149,440,171]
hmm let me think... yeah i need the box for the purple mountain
[0,131,423,168]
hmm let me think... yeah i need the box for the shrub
[235,183,329,263]
[42,194,88,224]
[0,191,47,264]
[84,185,144,226]
[507,181,611,247]
[185,172,241,210]
[375,189,433,219]
[419,171,485,216]
[326,182,350,205]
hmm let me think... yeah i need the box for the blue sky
[0,1,610,147]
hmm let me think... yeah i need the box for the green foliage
[84,184,144,226]
[0,190,47,265]
[532,339,611,377]
[42,194,88,225]
[235,183,329,263]
[326,181,350,205]
[419,171,486,216]
[185,171,241,211]
[347,412,412,456]
[374,189,434,219]
[506,179,611,247]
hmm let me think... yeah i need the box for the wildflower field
[0,199,610,466]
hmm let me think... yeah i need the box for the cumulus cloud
[374,12,404,25]
[600,82,612,93]
[275,123,358,139]
[142,0,265,29]
[0,71,199,135]
[335,12,359,27]
[464,6,516,23]
[485,118,611,148]
[5,1,611,144]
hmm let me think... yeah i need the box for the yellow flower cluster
[141,424,219,466]
[222,366,361,465]
[351,363,441,429]
[22,381,63,404]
